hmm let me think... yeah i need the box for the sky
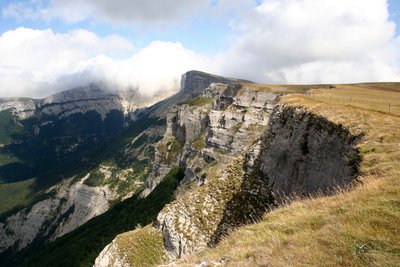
[0,0,399,98]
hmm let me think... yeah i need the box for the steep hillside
[0,71,246,266]
[2,73,398,267]
[181,83,400,266]
[93,82,399,267]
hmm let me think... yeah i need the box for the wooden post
[389,102,391,112]
[329,96,331,104]
[350,98,352,104]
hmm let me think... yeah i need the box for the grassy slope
[184,83,400,266]
[112,225,168,267]
[0,178,36,213]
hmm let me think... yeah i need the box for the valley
[0,71,399,267]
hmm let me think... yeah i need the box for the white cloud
[1,0,399,99]
[0,28,213,98]
[218,0,400,84]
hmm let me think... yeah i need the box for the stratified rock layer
[155,104,361,259]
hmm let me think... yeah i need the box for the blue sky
[0,0,399,97]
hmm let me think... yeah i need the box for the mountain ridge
[0,70,246,265]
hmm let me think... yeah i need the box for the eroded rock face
[166,105,209,147]
[94,79,361,265]
[152,85,278,259]
[207,109,269,152]
[155,104,361,260]
[0,98,38,119]
[257,105,361,199]
[142,82,278,198]
[0,176,111,253]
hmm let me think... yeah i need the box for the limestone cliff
[156,104,360,260]
[257,105,361,199]
[0,71,242,260]
[0,84,173,120]
[95,90,361,265]
[95,82,281,264]
[0,173,121,253]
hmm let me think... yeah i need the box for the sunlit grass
[183,83,400,266]
[306,84,400,115]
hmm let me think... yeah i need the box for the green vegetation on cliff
[0,178,36,213]
[178,97,213,107]
[0,109,24,145]
[112,225,167,266]
[2,167,184,267]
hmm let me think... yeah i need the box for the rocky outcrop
[148,84,278,259]
[0,98,38,120]
[154,104,361,260]
[180,71,249,97]
[93,78,362,265]
[142,81,277,198]
[257,105,361,199]
[165,105,209,147]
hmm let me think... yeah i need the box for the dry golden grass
[182,83,400,266]
[240,82,334,94]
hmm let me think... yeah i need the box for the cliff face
[0,87,168,255]
[257,105,361,199]
[0,71,240,260]
[155,103,360,260]
[92,82,278,264]
[96,85,361,265]
[0,176,110,252]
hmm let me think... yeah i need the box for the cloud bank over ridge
[0,0,399,98]
[0,27,214,98]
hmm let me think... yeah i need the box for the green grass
[83,158,151,197]
[157,137,183,164]
[113,225,168,267]
[0,152,19,168]
[0,178,36,214]
[192,134,206,151]
[178,97,213,106]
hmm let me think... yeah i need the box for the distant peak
[180,70,252,96]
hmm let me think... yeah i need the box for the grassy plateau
[182,83,400,266]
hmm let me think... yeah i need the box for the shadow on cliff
[208,107,363,247]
